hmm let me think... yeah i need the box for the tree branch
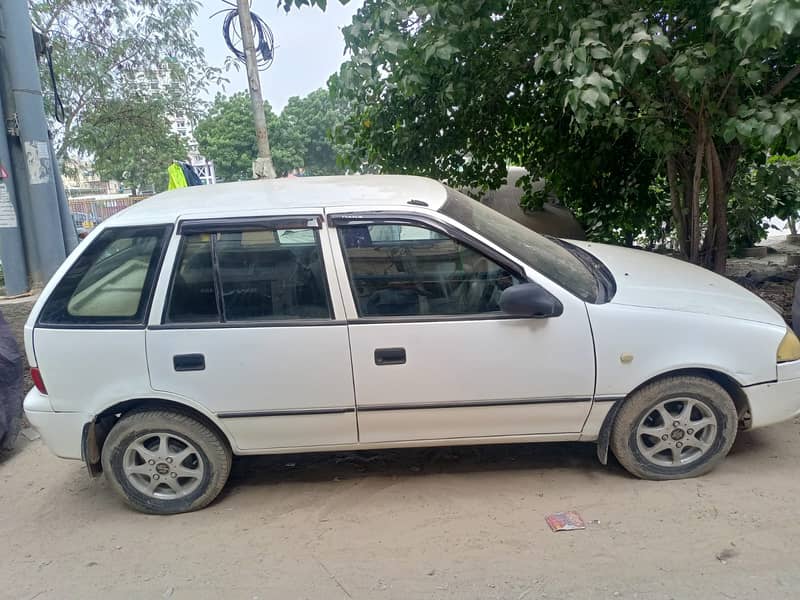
[768,64,800,98]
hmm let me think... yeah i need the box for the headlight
[777,328,800,363]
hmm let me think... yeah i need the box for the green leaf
[756,109,773,121]
[630,30,651,43]
[632,45,649,64]
[763,123,782,143]
[689,67,706,82]
[736,121,753,137]
[580,88,600,108]
[564,88,579,112]
[652,33,670,49]
[533,53,544,73]
[590,46,611,60]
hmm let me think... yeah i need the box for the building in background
[170,112,216,185]
[136,68,216,185]
[61,158,121,197]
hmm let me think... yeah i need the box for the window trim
[331,212,529,322]
[178,215,322,235]
[160,220,336,327]
[36,224,173,330]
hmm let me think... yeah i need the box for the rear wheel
[101,410,231,514]
[610,376,738,480]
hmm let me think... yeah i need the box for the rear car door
[146,213,357,452]
[327,210,596,444]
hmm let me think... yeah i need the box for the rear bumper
[23,389,85,459]
[746,360,800,429]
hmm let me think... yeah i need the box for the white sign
[0,182,18,228]
[24,140,51,185]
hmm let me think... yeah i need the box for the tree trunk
[666,156,687,258]
[707,140,728,274]
[689,119,707,264]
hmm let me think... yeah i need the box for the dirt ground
[3,259,800,600]
[3,425,800,599]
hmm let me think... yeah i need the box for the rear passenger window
[39,226,170,325]
[166,235,218,323]
[165,227,332,323]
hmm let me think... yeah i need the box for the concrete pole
[0,73,29,296]
[0,0,66,286]
[48,135,78,254]
[236,0,276,179]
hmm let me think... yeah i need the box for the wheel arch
[82,397,234,476]
[596,367,750,466]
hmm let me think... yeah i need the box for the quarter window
[39,225,170,325]
[165,227,332,323]
[339,223,520,317]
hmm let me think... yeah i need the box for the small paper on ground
[545,511,586,532]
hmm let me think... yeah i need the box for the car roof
[106,175,449,226]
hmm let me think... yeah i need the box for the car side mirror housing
[499,283,563,318]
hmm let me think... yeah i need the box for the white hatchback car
[23,175,800,513]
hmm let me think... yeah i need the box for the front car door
[326,206,597,444]
[146,211,357,452]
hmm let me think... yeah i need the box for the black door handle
[173,354,205,372]
[375,347,406,366]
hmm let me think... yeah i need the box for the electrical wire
[32,29,65,123]
[214,1,275,72]
[45,45,66,123]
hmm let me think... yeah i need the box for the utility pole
[0,0,74,290]
[236,0,276,179]
[0,78,28,296]
[0,0,76,293]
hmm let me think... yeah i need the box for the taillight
[30,367,48,394]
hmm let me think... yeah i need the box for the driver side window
[339,223,520,317]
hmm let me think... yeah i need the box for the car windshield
[440,188,599,302]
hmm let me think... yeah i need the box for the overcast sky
[195,1,363,113]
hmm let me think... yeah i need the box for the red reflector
[31,367,47,394]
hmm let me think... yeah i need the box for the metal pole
[48,134,78,254]
[0,71,29,296]
[0,0,66,286]
[236,0,276,179]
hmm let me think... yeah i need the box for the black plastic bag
[0,309,24,451]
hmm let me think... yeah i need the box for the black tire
[101,410,232,514]
[610,376,738,480]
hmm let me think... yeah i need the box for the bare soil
[3,256,800,600]
[3,426,800,599]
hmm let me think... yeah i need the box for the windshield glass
[440,188,599,302]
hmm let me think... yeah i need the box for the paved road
[2,422,800,600]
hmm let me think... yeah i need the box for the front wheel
[610,376,738,480]
[101,410,232,514]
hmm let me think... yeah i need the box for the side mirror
[499,283,563,318]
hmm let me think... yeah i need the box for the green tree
[73,97,187,193]
[727,154,800,253]
[194,93,262,182]
[29,0,221,159]
[195,89,348,180]
[285,0,800,272]
[279,88,349,175]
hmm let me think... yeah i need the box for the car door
[146,213,358,452]
[327,209,596,444]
